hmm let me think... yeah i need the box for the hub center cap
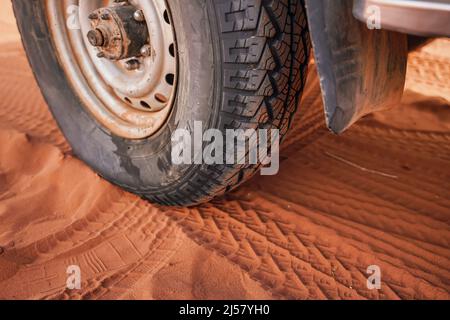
[87,4,149,61]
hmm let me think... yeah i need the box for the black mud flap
[305,0,408,133]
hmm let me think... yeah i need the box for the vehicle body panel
[353,0,450,37]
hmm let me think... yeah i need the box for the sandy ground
[0,3,449,300]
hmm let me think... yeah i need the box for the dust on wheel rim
[46,0,179,139]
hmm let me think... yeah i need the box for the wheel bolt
[125,59,140,70]
[101,13,110,20]
[133,10,145,22]
[140,45,152,57]
[88,13,98,20]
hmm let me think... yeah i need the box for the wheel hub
[87,3,149,61]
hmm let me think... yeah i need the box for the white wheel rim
[46,0,178,139]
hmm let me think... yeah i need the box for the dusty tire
[14,0,311,206]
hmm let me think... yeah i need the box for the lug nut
[140,45,152,57]
[101,13,110,20]
[125,59,141,70]
[133,10,145,22]
[97,52,105,58]
[88,13,98,20]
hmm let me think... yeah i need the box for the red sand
[0,2,448,299]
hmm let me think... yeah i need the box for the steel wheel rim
[46,0,178,139]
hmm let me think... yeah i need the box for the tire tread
[147,0,311,206]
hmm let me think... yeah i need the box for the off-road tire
[13,0,311,206]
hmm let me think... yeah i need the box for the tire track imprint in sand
[0,40,449,299]
[0,169,183,299]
